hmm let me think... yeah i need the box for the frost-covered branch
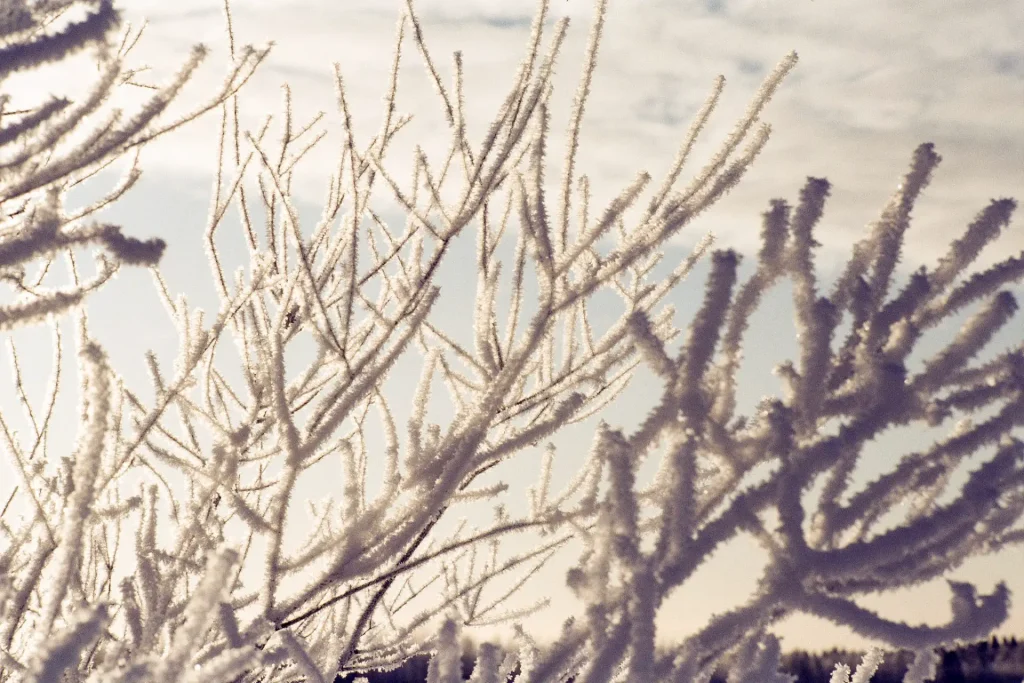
[2,0,1021,682]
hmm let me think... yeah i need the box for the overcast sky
[4,0,1024,656]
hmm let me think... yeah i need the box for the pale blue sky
[3,0,1023,656]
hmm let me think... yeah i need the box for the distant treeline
[336,636,1024,682]
[774,637,1024,683]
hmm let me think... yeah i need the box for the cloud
[15,0,1021,268]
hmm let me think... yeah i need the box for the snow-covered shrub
[2,1,1021,682]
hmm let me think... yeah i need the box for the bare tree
[1,1,1021,682]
